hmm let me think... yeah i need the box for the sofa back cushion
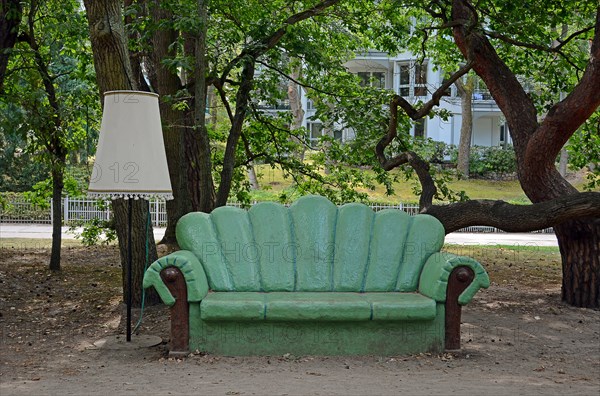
[176,195,445,292]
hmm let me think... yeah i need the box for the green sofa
[143,195,489,356]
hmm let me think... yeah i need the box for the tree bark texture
[555,221,600,307]
[424,192,600,233]
[124,0,151,92]
[247,165,259,190]
[455,77,473,178]
[84,0,159,307]
[150,0,192,246]
[288,66,306,161]
[189,0,216,212]
[49,164,64,271]
[451,1,600,307]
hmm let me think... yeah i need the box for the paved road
[0,223,558,246]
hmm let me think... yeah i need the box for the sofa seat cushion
[200,292,437,322]
[201,292,266,321]
[265,292,372,321]
[363,293,436,321]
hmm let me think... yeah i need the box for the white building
[301,51,511,148]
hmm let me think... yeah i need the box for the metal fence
[0,196,553,234]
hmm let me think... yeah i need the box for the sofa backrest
[176,195,445,292]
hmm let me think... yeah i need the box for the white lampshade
[88,91,173,200]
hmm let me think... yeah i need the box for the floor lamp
[88,91,173,342]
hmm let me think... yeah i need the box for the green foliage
[448,145,517,178]
[23,173,87,208]
[68,217,117,247]
[0,0,100,191]
[0,192,50,221]
[128,0,597,217]
[567,112,600,191]
[0,119,48,191]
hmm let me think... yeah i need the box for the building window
[399,64,410,96]
[358,71,386,89]
[414,63,428,96]
[307,122,323,148]
[398,61,428,97]
[473,77,492,100]
[334,129,343,142]
[414,119,426,138]
[499,123,510,148]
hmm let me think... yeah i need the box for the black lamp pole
[126,198,133,342]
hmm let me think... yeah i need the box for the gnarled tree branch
[378,151,436,210]
[374,62,473,209]
[425,192,600,234]
[394,61,473,120]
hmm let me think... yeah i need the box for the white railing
[0,196,553,234]
[0,196,169,226]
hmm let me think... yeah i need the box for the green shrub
[448,145,517,177]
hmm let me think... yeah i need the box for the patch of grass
[250,164,528,203]
[443,245,562,289]
[0,238,83,249]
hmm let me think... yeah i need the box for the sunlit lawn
[251,164,531,204]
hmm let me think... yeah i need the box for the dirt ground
[0,244,599,396]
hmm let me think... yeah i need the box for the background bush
[447,145,517,178]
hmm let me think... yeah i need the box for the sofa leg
[445,266,475,351]
[160,267,189,357]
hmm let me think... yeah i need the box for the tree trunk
[150,0,192,246]
[450,0,600,308]
[288,66,306,161]
[519,166,600,309]
[558,147,568,177]
[25,5,67,272]
[455,77,473,178]
[0,0,22,90]
[124,0,151,92]
[111,198,158,307]
[555,220,600,307]
[83,0,159,307]
[247,165,259,190]
[188,0,216,212]
[215,62,255,207]
[49,164,64,271]
[208,86,218,127]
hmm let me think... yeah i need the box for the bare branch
[219,0,340,84]
[395,61,473,120]
[213,82,234,123]
[255,60,358,99]
[484,25,593,53]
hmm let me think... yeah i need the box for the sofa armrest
[142,250,209,306]
[419,252,490,305]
